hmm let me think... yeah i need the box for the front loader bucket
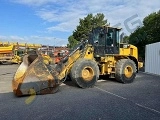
[12,54,59,96]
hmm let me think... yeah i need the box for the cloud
[0,35,27,42]
[0,35,67,46]
[30,36,67,46]
[47,19,81,32]
[13,0,58,6]
[13,0,160,37]
[37,0,159,32]
[36,4,86,32]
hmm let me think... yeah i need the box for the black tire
[115,59,136,83]
[70,58,99,88]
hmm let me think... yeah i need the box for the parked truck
[0,42,42,64]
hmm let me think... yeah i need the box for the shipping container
[145,42,160,75]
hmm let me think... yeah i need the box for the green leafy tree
[122,36,129,43]
[67,35,78,48]
[143,11,160,43]
[129,10,160,59]
[68,13,108,48]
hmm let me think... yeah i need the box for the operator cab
[89,26,121,56]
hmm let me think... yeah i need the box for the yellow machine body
[0,42,42,64]
[0,44,21,64]
[12,26,143,96]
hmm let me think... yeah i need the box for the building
[145,42,160,75]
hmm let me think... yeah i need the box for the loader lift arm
[12,40,94,96]
[53,40,93,81]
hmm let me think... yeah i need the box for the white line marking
[95,86,127,100]
[135,103,160,114]
[95,86,160,114]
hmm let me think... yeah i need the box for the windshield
[90,27,120,48]
[92,27,105,45]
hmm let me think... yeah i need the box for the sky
[0,0,159,46]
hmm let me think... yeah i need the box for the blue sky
[0,0,159,46]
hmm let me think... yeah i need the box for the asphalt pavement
[0,64,160,120]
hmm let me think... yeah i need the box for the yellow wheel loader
[0,42,42,64]
[12,26,143,96]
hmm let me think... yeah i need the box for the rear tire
[115,59,136,83]
[70,59,99,88]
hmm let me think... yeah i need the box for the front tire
[115,59,136,83]
[70,59,99,88]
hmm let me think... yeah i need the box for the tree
[122,36,129,43]
[67,35,78,49]
[143,11,160,43]
[129,10,160,59]
[68,13,108,48]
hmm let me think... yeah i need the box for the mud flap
[12,54,60,96]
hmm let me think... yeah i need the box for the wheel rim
[82,66,94,81]
[124,65,133,78]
